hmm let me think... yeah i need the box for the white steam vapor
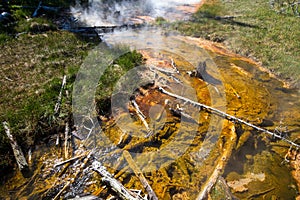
[71,0,201,26]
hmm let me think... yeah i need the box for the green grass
[0,29,143,173]
[171,0,300,86]
[95,50,144,115]
[0,30,92,170]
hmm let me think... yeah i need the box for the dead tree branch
[54,75,67,115]
[2,121,30,177]
[158,87,300,148]
[131,100,153,137]
[54,154,87,168]
[123,150,158,200]
[92,161,144,200]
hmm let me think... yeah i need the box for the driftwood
[197,122,237,199]
[54,75,67,115]
[123,150,158,200]
[92,161,144,200]
[158,87,300,148]
[2,122,30,177]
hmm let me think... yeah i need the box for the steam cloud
[71,0,201,26]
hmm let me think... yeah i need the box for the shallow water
[1,27,299,199]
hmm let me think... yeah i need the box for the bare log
[92,161,144,200]
[123,150,158,200]
[158,87,300,148]
[54,75,67,115]
[2,122,30,177]
[197,122,237,199]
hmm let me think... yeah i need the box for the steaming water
[71,0,201,26]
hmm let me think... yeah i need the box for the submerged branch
[123,150,158,200]
[197,122,237,199]
[131,100,153,137]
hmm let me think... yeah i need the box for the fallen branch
[53,154,87,168]
[2,122,30,177]
[196,122,237,199]
[92,161,144,200]
[148,64,178,74]
[170,58,179,74]
[158,87,300,148]
[54,75,67,115]
[123,150,158,200]
[131,100,153,137]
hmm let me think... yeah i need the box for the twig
[83,115,95,141]
[170,58,179,73]
[56,134,60,146]
[54,75,67,115]
[2,121,30,176]
[4,76,13,82]
[131,100,146,119]
[64,122,70,159]
[148,64,178,74]
[92,161,144,200]
[53,154,87,168]
[158,87,300,148]
[123,150,158,200]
